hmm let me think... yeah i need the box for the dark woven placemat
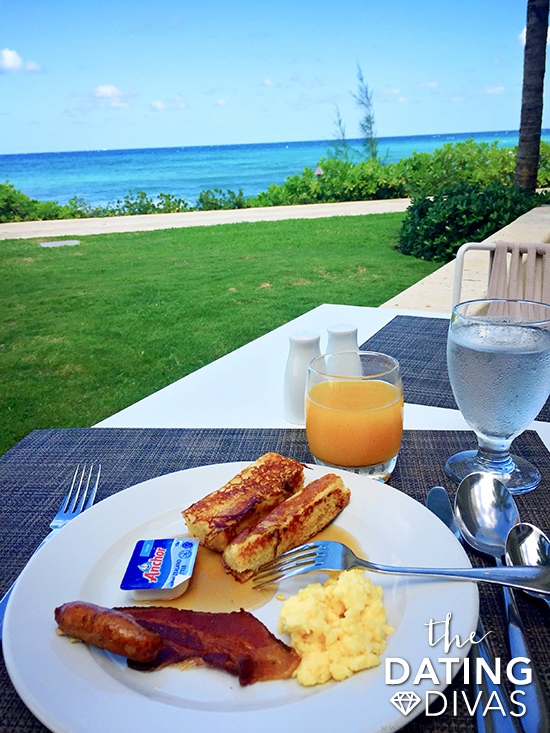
[360,315,550,422]
[1,427,549,733]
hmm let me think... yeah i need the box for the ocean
[2,130,549,208]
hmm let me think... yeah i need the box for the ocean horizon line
[2,129,549,207]
[3,127,548,159]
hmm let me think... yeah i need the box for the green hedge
[0,181,75,222]
[249,139,550,207]
[250,157,407,206]
[397,181,550,263]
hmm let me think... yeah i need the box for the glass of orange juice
[305,351,404,481]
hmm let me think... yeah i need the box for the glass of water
[445,298,550,494]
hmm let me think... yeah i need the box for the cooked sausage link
[55,601,162,662]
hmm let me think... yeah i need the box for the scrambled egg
[278,568,393,686]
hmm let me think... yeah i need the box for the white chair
[452,240,550,306]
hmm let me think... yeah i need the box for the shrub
[65,196,109,218]
[394,139,518,197]
[104,190,192,216]
[536,141,550,186]
[155,192,192,213]
[0,181,70,222]
[250,157,406,207]
[195,188,249,211]
[397,181,550,263]
[65,190,192,217]
[250,140,534,208]
[0,182,36,222]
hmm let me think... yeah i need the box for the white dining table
[95,303,550,452]
[3,303,549,733]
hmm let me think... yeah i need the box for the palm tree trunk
[514,0,550,190]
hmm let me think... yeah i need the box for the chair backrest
[452,240,550,306]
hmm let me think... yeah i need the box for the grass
[0,213,440,456]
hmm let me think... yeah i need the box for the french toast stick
[182,452,305,552]
[222,473,351,581]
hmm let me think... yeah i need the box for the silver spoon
[427,486,522,733]
[506,523,550,611]
[455,472,550,733]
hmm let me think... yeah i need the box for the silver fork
[0,463,101,639]
[252,539,550,595]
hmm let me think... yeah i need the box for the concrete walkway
[0,199,410,240]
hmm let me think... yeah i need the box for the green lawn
[0,213,440,456]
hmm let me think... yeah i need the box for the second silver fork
[0,463,101,640]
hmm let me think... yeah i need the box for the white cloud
[381,87,408,104]
[0,48,22,71]
[216,98,227,106]
[419,81,439,90]
[485,85,505,95]
[0,48,41,73]
[150,94,186,112]
[262,78,276,87]
[71,84,135,114]
[92,84,134,108]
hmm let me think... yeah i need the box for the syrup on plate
[144,525,364,613]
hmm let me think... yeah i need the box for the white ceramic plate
[4,463,478,733]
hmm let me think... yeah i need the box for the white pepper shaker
[326,323,358,353]
[326,324,361,376]
[283,331,321,424]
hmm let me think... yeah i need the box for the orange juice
[305,379,404,468]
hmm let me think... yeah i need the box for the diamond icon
[390,691,422,716]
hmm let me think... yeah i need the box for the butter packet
[121,537,199,601]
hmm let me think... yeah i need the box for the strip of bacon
[115,606,300,686]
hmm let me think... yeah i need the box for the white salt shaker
[283,331,321,424]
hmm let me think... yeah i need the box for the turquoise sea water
[1,130,549,207]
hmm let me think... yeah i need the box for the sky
[1,0,546,154]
